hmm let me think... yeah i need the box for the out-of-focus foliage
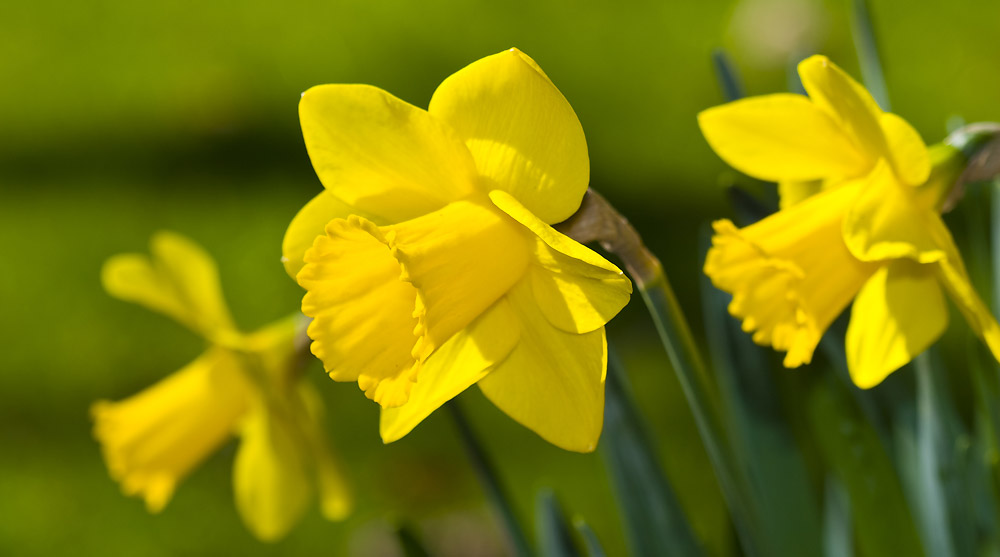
[3,0,1000,555]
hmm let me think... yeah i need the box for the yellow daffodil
[93,232,351,541]
[282,48,632,452]
[699,55,1000,388]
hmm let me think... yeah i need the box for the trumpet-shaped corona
[283,49,632,452]
[700,55,1000,388]
[92,348,250,513]
[94,232,351,541]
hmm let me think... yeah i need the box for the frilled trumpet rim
[298,197,533,408]
[91,348,250,512]
[704,184,878,367]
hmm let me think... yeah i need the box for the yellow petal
[797,55,887,160]
[798,56,929,186]
[380,297,520,443]
[102,231,236,338]
[487,188,631,332]
[842,160,948,264]
[934,228,1000,365]
[298,216,421,407]
[846,260,948,389]
[880,112,930,186]
[292,382,353,522]
[489,189,626,275]
[705,183,878,367]
[313,440,352,522]
[299,198,531,408]
[282,190,381,279]
[308,429,352,521]
[698,93,867,182]
[778,180,823,209]
[428,48,589,224]
[477,279,606,453]
[529,261,631,335]
[102,252,187,324]
[233,404,311,542]
[91,348,249,513]
[780,176,873,209]
[387,197,532,363]
[300,84,478,224]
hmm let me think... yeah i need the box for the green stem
[639,267,759,557]
[557,189,759,555]
[446,398,533,557]
[913,352,958,557]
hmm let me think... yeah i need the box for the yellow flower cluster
[283,48,632,452]
[95,51,1000,543]
[93,232,350,541]
[700,55,1000,387]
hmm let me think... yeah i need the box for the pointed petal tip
[378,412,411,444]
[798,53,831,72]
[378,429,397,445]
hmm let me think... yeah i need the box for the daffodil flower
[93,232,351,541]
[699,55,1000,388]
[282,48,632,452]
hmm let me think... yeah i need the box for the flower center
[298,196,532,407]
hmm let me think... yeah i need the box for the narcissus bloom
[699,55,1000,388]
[93,232,351,541]
[283,48,632,452]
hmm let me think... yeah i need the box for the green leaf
[978,178,1000,447]
[711,49,745,102]
[992,178,1000,315]
[573,519,607,557]
[817,320,892,451]
[394,522,431,557]
[967,411,1000,557]
[600,345,704,557]
[447,399,533,557]
[725,185,775,226]
[807,371,924,557]
[890,351,977,557]
[958,174,1000,555]
[698,227,823,557]
[535,490,581,557]
[850,0,891,110]
[822,476,853,557]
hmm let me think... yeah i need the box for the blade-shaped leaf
[822,476,853,557]
[394,523,431,557]
[447,399,533,557]
[818,320,893,452]
[574,519,607,557]
[807,371,924,557]
[698,227,822,557]
[967,409,1000,556]
[891,350,977,557]
[600,345,703,557]
[535,490,581,557]
[711,49,745,102]
[850,0,891,110]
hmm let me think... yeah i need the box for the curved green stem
[559,189,759,555]
[639,267,758,557]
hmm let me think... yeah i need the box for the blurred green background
[3,0,1000,555]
